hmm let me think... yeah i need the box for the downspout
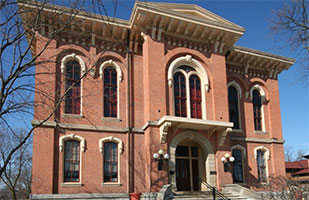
[126,29,133,193]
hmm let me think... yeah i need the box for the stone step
[171,192,248,200]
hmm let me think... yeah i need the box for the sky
[96,0,309,154]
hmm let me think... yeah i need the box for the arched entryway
[169,130,216,191]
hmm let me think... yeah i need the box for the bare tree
[270,0,308,80]
[261,175,309,200]
[0,128,32,200]
[0,0,87,179]
[284,145,295,162]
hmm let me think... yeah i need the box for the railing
[199,178,231,200]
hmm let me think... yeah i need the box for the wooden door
[176,159,190,191]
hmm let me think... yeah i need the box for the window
[173,68,202,119]
[99,136,123,185]
[64,140,80,182]
[65,60,81,114]
[254,146,269,183]
[104,67,117,117]
[99,59,123,119]
[257,150,267,182]
[168,55,209,119]
[232,149,244,183]
[59,134,85,184]
[228,86,240,129]
[252,89,262,131]
[174,72,187,117]
[104,142,118,182]
[190,75,202,119]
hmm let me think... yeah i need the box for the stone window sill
[254,131,267,134]
[61,182,83,187]
[101,182,122,187]
[62,113,84,119]
[231,129,243,133]
[101,117,121,122]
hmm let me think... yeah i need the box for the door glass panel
[176,146,189,157]
[191,146,198,157]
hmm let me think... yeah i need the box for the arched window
[228,86,240,129]
[190,75,202,119]
[104,67,117,117]
[99,136,123,185]
[232,149,244,183]
[64,140,80,182]
[174,72,187,117]
[59,134,85,184]
[257,150,267,182]
[252,89,262,131]
[104,142,118,182]
[65,60,81,114]
[254,146,270,183]
[168,55,209,119]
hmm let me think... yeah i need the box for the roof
[286,160,309,176]
[18,1,294,72]
[286,160,308,169]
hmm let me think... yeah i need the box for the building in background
[286,155,309,184]
[20,1,295,199]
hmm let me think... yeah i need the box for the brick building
[21,1,295,198]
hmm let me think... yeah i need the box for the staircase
[171,191,248,200]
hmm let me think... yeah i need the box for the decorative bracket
[160,122,172,144]
[219,128,232,147]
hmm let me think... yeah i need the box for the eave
[158,116,233,146]
[227,45,295,77]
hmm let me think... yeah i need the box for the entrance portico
[169,130,216,191]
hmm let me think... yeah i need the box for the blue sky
[98,0,309,154]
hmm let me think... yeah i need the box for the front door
[175,145,199,191]
[176,159,190,191]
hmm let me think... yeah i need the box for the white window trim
[99,60,123,119]
[254,146,270,183]
[227,81,242,130]
[231,144,246,183]
[61,53,86,116]
[59,134,85,185]
[167,55,209,119]
[99,136,123,185]
[250,84,266,132]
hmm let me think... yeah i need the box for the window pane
[65,60,81,114]
[104,67,117,117]
[253,90,262,131]
[104,142,118,182]
[174,72,187,117]
[228,86,240,129]
[232,149,244,183]
[257,150,267,182]
[64,140,80,182]
[190,75,202,119]
[176,146,189,157]
[191,146,198,157]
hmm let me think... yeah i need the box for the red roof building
[286,156,309,183]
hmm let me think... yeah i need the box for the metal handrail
[199,178,231,200]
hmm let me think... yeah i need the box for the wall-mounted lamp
[221,153,235,172]
[153,149,169,171]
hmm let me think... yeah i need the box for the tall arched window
[252,89,262,131]
[104,67,117,117]
[232,149,244,183]
[257,150,267,182]
[65,60,81,114]
[228,86,240,129]
[174,72,187,117]
[104,142,118,182]
[64,140,80,182]
[190,75,202,119]
[168,55,209,119]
